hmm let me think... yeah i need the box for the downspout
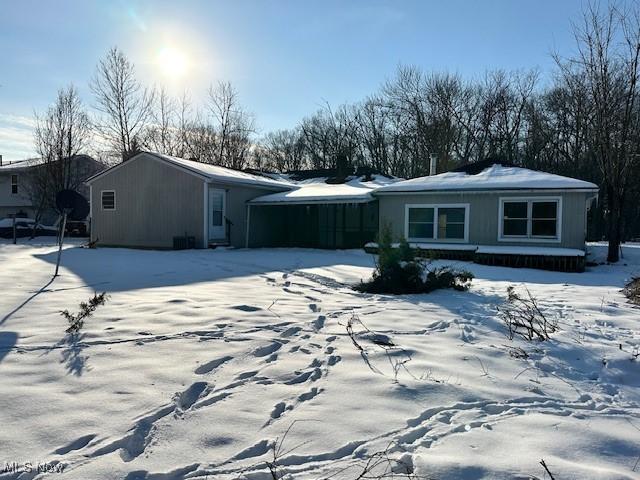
[89,184,93,242]
[245,204,251,248]
[203,182,208,248]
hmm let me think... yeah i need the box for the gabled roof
[0,157,46,172]
[0,155,99,173]
[374,163,599,194]
[249,175,398,205]
[86,152,294,190]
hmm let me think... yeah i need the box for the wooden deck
[364,243,586,272]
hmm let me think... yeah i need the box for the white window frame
[498,196,562,243]
[10,174,18,195]
[101,190,116,211]
[405,203,470,243]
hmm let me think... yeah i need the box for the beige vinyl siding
[90,154,205,249]
[378,191,591,250]
[210,183,274,248]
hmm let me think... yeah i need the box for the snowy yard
[0,241,639,480]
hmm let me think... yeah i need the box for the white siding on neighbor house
[0,156,102,222]
[377,190,593,250]
[0,171,35,219]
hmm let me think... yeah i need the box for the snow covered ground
[0,240,639,480]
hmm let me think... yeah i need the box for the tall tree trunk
[606,185,621,262]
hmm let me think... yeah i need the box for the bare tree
[556,2,640,261]
[260,128,307,171]
[30,85,92,223]
[91,47,155,162]
[382,65,431,177]
[207,81,255,169]
[142,87,182,156]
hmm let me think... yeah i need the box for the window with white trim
[10,174,18,195]
[500,198,560,240]
[406,204,469,241]
[101,190,115,210]
[408,207,435,239]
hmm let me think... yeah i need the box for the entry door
[208,188,226,240]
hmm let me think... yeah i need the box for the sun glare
[157,46,189,78]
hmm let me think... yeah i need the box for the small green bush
[61,292,109,333]
[356,225,473,295]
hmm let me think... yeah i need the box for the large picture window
[406,204,469,242]
[500,197,560,242]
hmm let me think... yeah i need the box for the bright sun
[157,47,189,78]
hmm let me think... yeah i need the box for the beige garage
[87,152,291,249]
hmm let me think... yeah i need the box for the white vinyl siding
[101,190,116,210]
[498,197,562,243]
[405,204,470,243]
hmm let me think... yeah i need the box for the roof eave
[373,187,599,195]
[249,197,374,206]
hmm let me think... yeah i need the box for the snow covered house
[87,152,393,250]
[372,160,599,271]
[87,153,599,270]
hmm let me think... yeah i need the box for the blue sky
[0,0,592,161]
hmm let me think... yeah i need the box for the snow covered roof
[149,153,295,189]
[0,158,45,171]
[86,152,294,190]
[249,175,398,205]
[375,164,599,194]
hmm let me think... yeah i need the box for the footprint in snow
[285,367,322,385]
[253,342,282,357]
[231,305,262,312]
[328,355,341,366]
[194,355,233,375]
[265,353,278,363]
[281,326,302,337]
[53,434,97,455]
[283,287,304,295]
[298,387,323,402]
[312,315,325,330]
[231,439,272,461]
[175,382,210,410]
[270,402,289,419]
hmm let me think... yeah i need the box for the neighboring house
[0,155,102,223]
[86,152,293,249]
[0,158,34,220]
[87,153,599,271]
[372,160,599,271]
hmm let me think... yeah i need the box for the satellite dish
[56,190,90,221]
